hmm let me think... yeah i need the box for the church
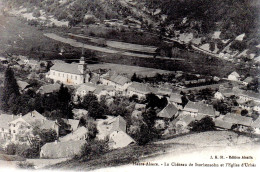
[47,56,90,85]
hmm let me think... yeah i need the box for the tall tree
[1,67,20,112]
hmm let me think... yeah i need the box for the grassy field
[46,131,259,171]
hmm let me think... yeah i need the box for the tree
[241,109,248,116]
[1,67,20,112]
[88,101,106,119]
[85,119,98,141]
[82,93,98,109]
[145,93,160,109]
[189,116,215,132]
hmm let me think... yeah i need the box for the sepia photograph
[0,0,259,171]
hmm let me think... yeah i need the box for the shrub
[17,162,35,169]
[76,140,109,161]
[5,143,17,155]
[189,116,215,132]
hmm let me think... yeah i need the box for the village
[0,49,260,166]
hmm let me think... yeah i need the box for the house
[197,103,216,118]
[175,115,194,130]
[182,101,199,117]
[214,91,224,100]
[169,93,183,109]
[72,109,88,120]
[108,131,135,149]
[134,103,146,111]
[59,126,88,142]
[74,83,97,100]
[223,113,253,127]
[36,83,60,95]
[238,91,260,103]
[242,77,253,86]
[156,88,172,98]
[227,71,240,81]
[214,117,233,130]
[40,140,86,158]
[157,103,178,120]
[101,74,131,93]
[93,85,116,100]
[46,57,90,85]
[126,82,153,99]
[238,101,260,112]
[17,55,29,65]
[17,80,30,93]
[27,59,39,70]
[62,119,80,132]
[0,114,18,141]
[251,117,260,134]
[9,110,59,144]
[107,116,126,134]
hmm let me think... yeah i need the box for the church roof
[50,63,83,75]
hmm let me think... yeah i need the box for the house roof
[41,140,86,158]
[135,103,146,110]
[17,81,29,90]
[22,110,46,126]
[251,117,260,128]
[181,115,194,125]
[128,82,152,95]
[107,74,130,86]
[197,103,215,116]
[229,71,240,77]
[107,116,126,133]
[76,83,97,93]
[0,114,19,129]
[214,119,233,129]
[169,93,182,104]
[243,77,253,83]
[37,83,60,94]
[183,101,199,113]
[60,126,88,142]
[62,119,80,131]
[40,119,59,130]
[223,113,253,126]
[239,91,260,100]
[50,63,82,75]
[157,103,178,119]
[109,131,135,149]
[93,85,115,95]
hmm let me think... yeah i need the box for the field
[88,63,174,78]
[46,131,260,171]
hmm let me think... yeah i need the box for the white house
[47,57,90,85]
[214,91,224,100]
[0,114,18,141]
[126,82,153,99]
[227,71,240,81]
[108,131,135,149]
[101,74,131,93]
[74,83,97,101]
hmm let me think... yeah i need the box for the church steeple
[78,48,87,74]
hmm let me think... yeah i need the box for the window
[13,130,15,133]
[53,72,55,76]
[13,124,15,127]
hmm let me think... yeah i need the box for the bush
[5,143,17,155]
[189,116,215,132]
[76,140,109,161]
[17,162,35,169]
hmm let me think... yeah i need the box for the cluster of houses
[1,55,260,159]
[0,109,135,159]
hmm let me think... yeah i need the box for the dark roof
[50,63,82,75]
[157,103,178,119]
